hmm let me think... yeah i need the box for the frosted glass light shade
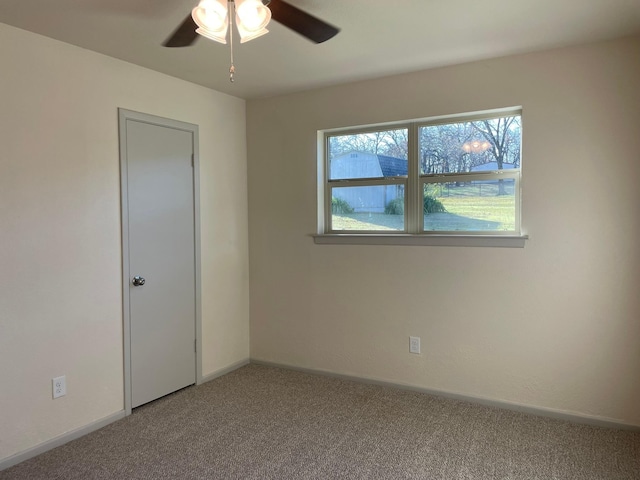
[192,0,229,44]
[236,23,269,43]
[235,0,271,42]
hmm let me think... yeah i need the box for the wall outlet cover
[409,336,421,354]
[53,375,66,399]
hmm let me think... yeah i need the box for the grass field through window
[332,195,515,232]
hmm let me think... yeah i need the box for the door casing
[118,108,202,415]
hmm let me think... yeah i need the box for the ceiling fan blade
[163,14,199,47]
[268,0,339,44]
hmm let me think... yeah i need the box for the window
[327,128,408,232]
[319,109,524,245]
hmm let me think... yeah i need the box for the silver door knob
[132,276,146,286]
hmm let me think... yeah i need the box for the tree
[420,121,485,175]
[329,117,521,194]
[329,128,408,160]
[471,117,521,194]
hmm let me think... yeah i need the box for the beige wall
[247,36,640,426]
[0,23,249,461]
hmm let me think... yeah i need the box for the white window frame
[315,108,528,247]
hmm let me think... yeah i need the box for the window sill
[313,234,528,247]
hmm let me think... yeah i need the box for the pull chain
[229,1,235,83]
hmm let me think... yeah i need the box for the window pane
[331,185,405,231]
[423,180,516,232]
[328,129,408,180]
[419,116,521,175]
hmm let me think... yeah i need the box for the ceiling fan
[163,0,340,48]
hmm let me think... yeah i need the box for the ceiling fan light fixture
[192,0,229,44]
[163,0,338,83]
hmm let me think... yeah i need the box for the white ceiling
[1,0,639,99]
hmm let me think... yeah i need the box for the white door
[120,111,198,409]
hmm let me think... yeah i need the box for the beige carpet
[2,364,639,479]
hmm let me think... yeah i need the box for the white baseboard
[250,359,640,432]
[199,357,250,384]
[0,410,126,472]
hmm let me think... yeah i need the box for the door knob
[132,276,146,286]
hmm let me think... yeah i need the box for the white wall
[247,36,640,426]
[0,23,249,461]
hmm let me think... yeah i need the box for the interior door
[123,114,197,409]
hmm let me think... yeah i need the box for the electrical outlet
[52,375,66,399]
[409,336,421,354]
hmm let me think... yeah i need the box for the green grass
[332,195,515,232]
[432,195,515,231]
[333,213,404,231]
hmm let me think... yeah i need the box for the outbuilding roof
[377,154,408,177]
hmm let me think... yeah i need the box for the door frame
[118,108,202,415]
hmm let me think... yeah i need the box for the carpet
[2,364,639,479]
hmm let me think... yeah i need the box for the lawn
[332,195,515,232]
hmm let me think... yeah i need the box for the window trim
[312,233,528,248]
[317,107,527,247]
